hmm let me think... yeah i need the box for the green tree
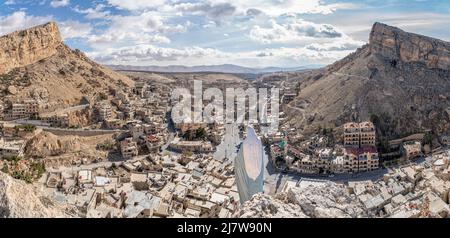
[370,113,380,125]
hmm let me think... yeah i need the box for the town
[1,71,449,218]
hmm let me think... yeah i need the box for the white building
[0,138,25,159]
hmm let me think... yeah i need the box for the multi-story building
[40,113,70,127]
[96,101,113,121]
[174,122,207,134]
[0,137,25,159]
[104,118,124,129]
[344,122,361,147]
[131,124,144,141]
[120,137,139,159]
[11,100,40,119]
[403,141,422,160]
[169,139,213,153]
[360,121,376,147]
[291,155,318,174]
[11,103,26,119]
[343,147,379,173]
[344,121,376,147]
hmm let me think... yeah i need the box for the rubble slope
[237,182,370,218]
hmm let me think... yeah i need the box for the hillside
[285,22,450,138]
[0,22,134,109]
[0,172,75,218]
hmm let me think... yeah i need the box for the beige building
[360,121,376,147]
[0,137,25,159]
[11,100,40,119]
[169,139,213,153]
[104,119,124,129]
[344,121,376,147]
[96,101,113,121]
[40,113,70,127]
[343,147,379,173]
[120,137,139,159]
[174,122,207,134]
[403,141,422,160]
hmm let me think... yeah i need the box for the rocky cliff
[285,22,450,138]
[0,22,134,108]
[0,172,74,218]
[370,22,450,70]
[0,22,62,75]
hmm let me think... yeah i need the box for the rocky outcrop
[370,22,450,70]
[237,182,369,218]
[0,22,134,108]
[25,131,83,158]
[25,131,113,160]
[0,22,62,75]
[0,172,72,218]
[284,183,369,218]
[285,22,450,137]
[237,193,308,218]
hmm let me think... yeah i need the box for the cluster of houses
[269,121,380,174]
[43,151,240,218]
[347,150,450,218]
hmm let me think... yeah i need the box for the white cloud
[0,11,52,36]
[249,18,343,44]
[171,2,236,23]
[106,0,166,11]
[203,21,217,28]
[0,11,92,40]
[85,11,188,49]
[4,0,16,5]
[305,38,365,52]
[50,0,70,8]
[208,0,359,16]
[89,45,226,63]
[230,46,355,67]
[58,20,92,39]
[73,4,111,20]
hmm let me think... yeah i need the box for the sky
[1,0,450,68]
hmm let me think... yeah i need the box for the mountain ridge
[285,22,450,138]
[108,64,322,74]
[0,22,133,109]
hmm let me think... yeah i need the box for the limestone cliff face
[370,22,450,70]
[0,22,62,74]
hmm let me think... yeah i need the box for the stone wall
[42,128,124,137]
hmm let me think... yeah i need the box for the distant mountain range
[107,64,323,74]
